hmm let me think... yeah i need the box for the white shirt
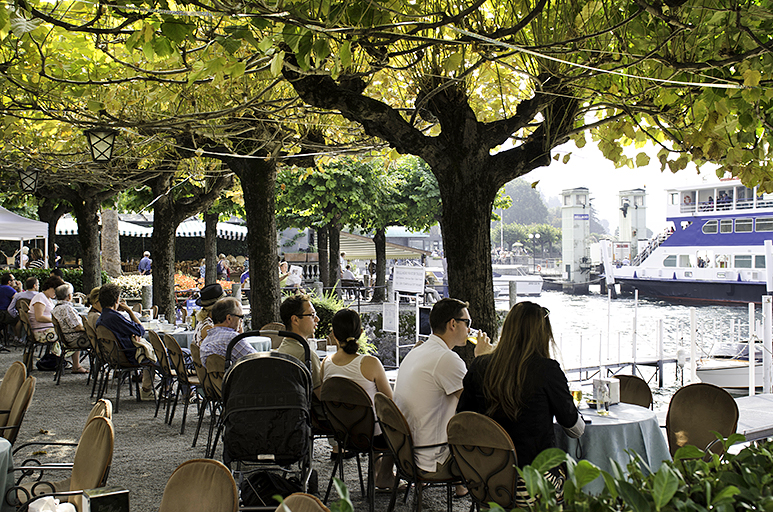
[393,334,466,471]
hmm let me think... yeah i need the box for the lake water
[496,288,766,410]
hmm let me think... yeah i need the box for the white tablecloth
[0,438,14,512]
[554,403,671,495]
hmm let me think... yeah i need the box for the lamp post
[18,166,39,193]
[528,233,540,273]
[84,128,117,162]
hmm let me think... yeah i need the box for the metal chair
[614,374,653,409]
[374,393,460,512]
[321,377,386,512]
[665,382,738,458]
[83,317,106,397]
[0,376,35,444]
[164,334,200,435]
[50,315,90,386]
[260,322,286,350]
[17,300,54,377]
[203,354,225,458]
[147,330,177,423]
[95,325,148,412]
[276,493,331,512]
[0,362,26,429]
[159,458,238,512]
[447,412,520,511]
[190,343,216,449]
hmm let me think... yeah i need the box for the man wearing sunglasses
[393,297,492,489]
[199,297,251,366]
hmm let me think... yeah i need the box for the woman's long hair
[332,308,362,355]
[484,301,555,421]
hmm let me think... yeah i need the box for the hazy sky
[524,140,725,235]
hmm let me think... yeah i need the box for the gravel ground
[2,342,475,512]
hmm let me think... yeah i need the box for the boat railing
[632,231,670,266]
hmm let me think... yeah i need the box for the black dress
[457,354,579,467]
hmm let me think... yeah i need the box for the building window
[634,196,644,206]
[702,220,718,234]
[735,219,753,232]
[720,220,733,233]
[564,195,571,206]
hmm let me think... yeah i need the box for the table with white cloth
[0,438,15,512]
[144,327,196,349]
[553,403,671,495]
[245,336,271,353]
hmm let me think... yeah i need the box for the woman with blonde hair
[457,301,584,504]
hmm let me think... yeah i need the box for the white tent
[0,206,49,266]
[56,216,247,240]
[56,215,154,237]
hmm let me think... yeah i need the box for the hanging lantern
[84,128,117,162]
[18,166,39,193]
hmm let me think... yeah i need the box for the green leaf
[652,466,678,511]
[340,41,352,69]
[601,471,619,499]
[258,36,274,53]
[530,448,566,473]
[282,25,302,52]
[618,480,652,512]
[443,52,463,72]
[711,485,740,504]
[743,69,761,87]
[86,100,104,113]
[574,459,601,488]
[636,152,651,166]
[226,61,246,78]
[673,445,706,461]
[160,21,194,44]
[313,38,331,62]
[270,51,285,77]
[520,466,544,498]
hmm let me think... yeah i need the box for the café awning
[339,231,431,260]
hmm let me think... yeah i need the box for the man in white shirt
[393,298,492,490]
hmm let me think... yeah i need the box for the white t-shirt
[393,334,466,472]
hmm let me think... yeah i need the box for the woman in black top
[457,301,584,503]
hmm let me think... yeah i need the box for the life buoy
[683,196,692,204]
[536,264,541,272]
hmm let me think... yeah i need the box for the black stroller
[218,330,314,510]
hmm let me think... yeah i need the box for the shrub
[9,269,109,294]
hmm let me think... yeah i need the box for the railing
[632,231,671,267]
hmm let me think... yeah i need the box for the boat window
[678,255,691,267]
[756,217,773,231]
[735,255,752,268]
[663,255,677,267]
[634,195,644,206]
[720,220,733,233]
[702,220,718,234]
[684,271,693,277]
[735,219,753,232]
[755,255,766,268]
[670,193,678,205]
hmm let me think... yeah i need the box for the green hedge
[7,269,110,294]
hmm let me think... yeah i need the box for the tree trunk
[36,199,70,269]
[151,174,177,321]
[372,228,387,303]
[101,208,122,278]
[317,227,329,290]
[70,199,102,294]
[233,158,280,328]
[328,223,341,298]
[438,171,497,367]
[204,211,218,285]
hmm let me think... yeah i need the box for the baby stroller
[218,330,314,510]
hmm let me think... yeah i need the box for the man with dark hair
[199,297,252,366]
[277,294,321,396]
[393,298,492,488]
[96,282,154,400]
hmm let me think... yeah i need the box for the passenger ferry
[613,179,772,304]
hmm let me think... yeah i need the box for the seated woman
[457,301,585,505]
[321,308,396,490]
[51,282,89,374]
[27,247,46,269]
[30,275,66,347]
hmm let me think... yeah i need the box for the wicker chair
[159,459,238,512]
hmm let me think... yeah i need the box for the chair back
[83,317,99,354]
[68,416,115,509]
[152,305,159,319]
[205,355,225,400]
[3,376,35,443]
[260,322,286,350]
[190,343,208,394]
[665,383,738,457]
[275,493,330,512]
[148,330,174,377]
[17,300,34,339]
[447,412,519,508]
[321,377,377,453]
[86,399,113,426]
[373,393,421,481]
[51,315,86,351]
[131,303,141,313]
[160,458,238,512]
[0,362,26,427]
[164,334,194,387]
[614,375,653,409]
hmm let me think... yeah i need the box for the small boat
[493,265,543,297]
[613,178,772,304]
[696,341,763,390]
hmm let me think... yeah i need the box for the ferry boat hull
[617,278,769,305]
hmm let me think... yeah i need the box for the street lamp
[84,128,117,162]
[18,166,39,193]
[528,233,541,273]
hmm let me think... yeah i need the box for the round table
[553,402,671,495]
[0,438,14,512]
